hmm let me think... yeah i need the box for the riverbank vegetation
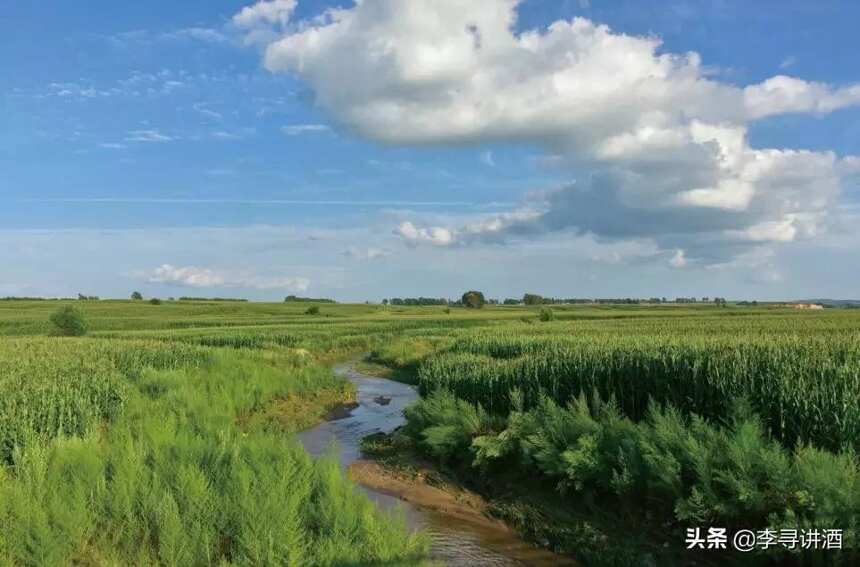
[1,299,858,564]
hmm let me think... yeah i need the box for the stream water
[297,363,573,566]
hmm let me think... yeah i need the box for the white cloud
[146,263,310,291]
[839,156,860,176]
[233,0,297,29]
[243,0,859,266]
[281,124,331,136]
[99,143,127,150]
[211,129,256,141]
[394,222,455,247]
[193,102,223,121]
[779,56,796,70]
[125,129,175,143]
[148,265,224,287]
[480,150,496,167]
[163,27,229,44]
[744,75,860,119]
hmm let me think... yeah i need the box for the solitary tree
[49,306,88,336]
[461,290,486,309]
[131,291,143,300]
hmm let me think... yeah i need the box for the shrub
[305,306,320,315]
[49,306,88,337]
[149,298,162,305]
[407,391,860,554]
[538,308,555,322]
[131,291,143,300]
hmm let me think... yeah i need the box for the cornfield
[419,327,860,452]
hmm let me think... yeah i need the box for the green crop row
[418,332,860,452]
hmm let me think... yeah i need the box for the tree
[305,306,320,315]
[382,299,389,305]
[131,291,143,300]
[461,290,486,309]
[149,298,162,305]
[49,306,88,336]
[523,293,544,305]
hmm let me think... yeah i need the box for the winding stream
[297,363,574,566]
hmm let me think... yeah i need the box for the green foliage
[148,298,162,305]
[0,347,426,565]
[305,305,321,315]
[130,291,143,301]
[538,307,555,322]
[48,306,88,337]
[406,391,860,556]
[4,299,860,563]
[285,295,336,303]
[419,333,860,451]
[461,290,486,309]
[523,293,544,305]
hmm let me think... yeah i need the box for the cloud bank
[240,0,860,267]
[147,264,310,291]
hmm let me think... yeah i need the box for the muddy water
[297,363,573,566]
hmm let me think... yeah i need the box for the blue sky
[2,0,859,300]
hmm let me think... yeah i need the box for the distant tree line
[77,294,100,301]
[179,297,249,302]
[384,297,449,306]
[284,295,336,303]
[1,297,61,301]
[506,294,734,306]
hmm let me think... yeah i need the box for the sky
[2,0,859,301]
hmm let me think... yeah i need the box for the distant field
[1,300,858,564]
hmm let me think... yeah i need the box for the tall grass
[0,346,426,565]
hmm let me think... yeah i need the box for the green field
[1,300,858,565]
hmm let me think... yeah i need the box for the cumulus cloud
[744,75,860,119]
[394,222,455,247]
[146,264,309,291]
[233,0,297,29]
[242,0,860,266]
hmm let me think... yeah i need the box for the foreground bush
[405,390,859,560]
[48,306,88,336]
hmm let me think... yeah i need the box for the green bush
[538,308,555,322]
[49,306,88,337]
[406,391,860,555]
[305,306,320,315]
[149,298,162,305]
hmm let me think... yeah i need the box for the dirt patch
[324,400,359,421]
[349,460,578,566]
[349,460,512,531]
